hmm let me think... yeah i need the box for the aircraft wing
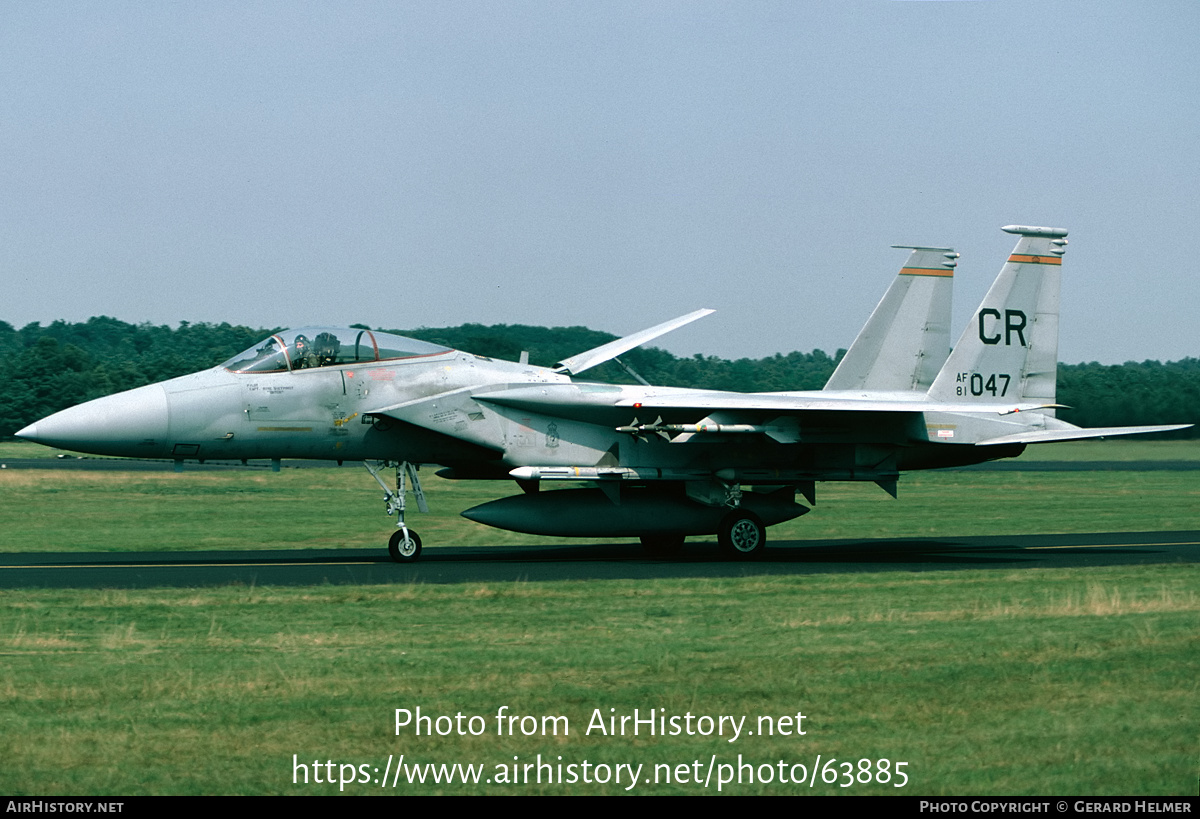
[362,382,1059,454]
[553,309,714,376]
[472,383,1054,424]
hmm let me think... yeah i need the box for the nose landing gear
[364,460,427,563]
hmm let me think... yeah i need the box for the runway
[1,530,1196,589]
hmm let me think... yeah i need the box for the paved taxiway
[2,531,1196,589]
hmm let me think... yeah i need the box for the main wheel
[718,511,766,558]
[640,533,686,557]
[388,528,422,563]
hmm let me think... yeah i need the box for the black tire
[388,528,422,563]
[640,533,686,557]
[718,511,766,558]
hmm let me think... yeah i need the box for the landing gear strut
[364,460,427,563]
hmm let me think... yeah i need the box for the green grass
[0,441,85,460]
[2,437,1197,556]
[2,465,1198,553]
[1,566,1195,795]
[0,442,1196,795]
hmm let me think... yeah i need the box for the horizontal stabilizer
[554,309,714,376]
[976,424,1192,446]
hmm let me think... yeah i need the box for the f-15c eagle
[18,225,1190,561]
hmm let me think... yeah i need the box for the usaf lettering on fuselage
[978,308,1027,346]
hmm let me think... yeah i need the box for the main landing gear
[364,461,427,563]
[717,509,766,558]
[639,513,769,560]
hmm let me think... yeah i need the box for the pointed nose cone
[15,384,171,457]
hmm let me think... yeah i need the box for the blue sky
[3,1,1197,364]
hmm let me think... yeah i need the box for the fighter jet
[16,226,1190,561]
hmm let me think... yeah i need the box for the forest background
[2,316,1196,439]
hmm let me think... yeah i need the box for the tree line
[1,317,1195,438]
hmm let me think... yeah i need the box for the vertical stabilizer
[928,225,1068,407]
[824,246,957,392]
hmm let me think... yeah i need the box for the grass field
[2,435,1200,553]
[1,462,1198,554]
[1,566,1195,796]
[0,440,1197,795]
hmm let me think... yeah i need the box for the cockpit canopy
[222,328,451,373]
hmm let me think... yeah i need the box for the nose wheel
[388,527,422,563]
[365,460,429,563]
